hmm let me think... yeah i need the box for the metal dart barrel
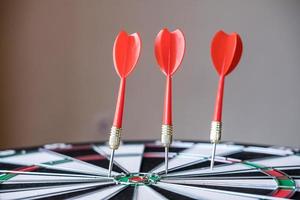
[108,126,122,176]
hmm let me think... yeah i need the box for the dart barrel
[109,126,122,149]
[161,124,173,147]
[210,121,222,143]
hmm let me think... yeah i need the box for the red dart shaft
[163,76,172,125]
[213,75,225,121]
[113,77,126,128]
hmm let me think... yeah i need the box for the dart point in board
[154,28,186,174]
[209,30,243,170]
[108,31,141,177]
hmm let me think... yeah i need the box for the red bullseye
[129,176,147,183]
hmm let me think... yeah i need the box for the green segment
[0,173,16,181]
[0,159,72,182]
[277,178,296,189]
[244,161,296,190]
[114,173,160,186]
[243,161,268,169]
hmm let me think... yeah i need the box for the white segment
[0,182,110,200]
[69,185,126,200]
[98,144,144,173]
[44,161,111,176]
[295,179,300,189]
[3,174,111,184]
[99,144,144,155]
[161,178,277,190]
[111,156,142,173]
[156,182,282,200]
[0,151,63,165]
[166,163,251,176]
[0,150,116,176]
[243,146,293,156]
[152,143,243,173]
[255,155,300,167]
[134,186,168,200]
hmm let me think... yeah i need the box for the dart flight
[209,30,243,170]
[154,28,185,174]
[108,31,141,176]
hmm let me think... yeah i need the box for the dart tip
[210,143,217,170]
[165,147,169,174]
[108,149,115,177]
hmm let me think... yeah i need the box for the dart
[108,31,141,177]
[154,28,185,174]
[209,30,243,170]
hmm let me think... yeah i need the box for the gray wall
[1,0,300,149]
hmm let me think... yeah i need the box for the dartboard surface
[0,141,299,200]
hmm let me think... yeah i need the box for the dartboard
[0,141,299,200]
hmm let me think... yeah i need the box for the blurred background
[1,0,299,149]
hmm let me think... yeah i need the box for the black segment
[0,163,24,170]
[34,167,93,175]
[0,182,109,191]
[52,148,95,158]
[39,183,115,200]
[51,147,125,173]
[144,146,187,153]
[228,151,278,161]
[166,170,267,178]
[108,186,134,200]
[181,184,272,196]
[82,159,124,173]
[151,185,195,200]
[140,157,164,173]
[290,191,300,199]
[279,168,300,176]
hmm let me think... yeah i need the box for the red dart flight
[108,31,141,176]
[155,28,185,174]
[210,30,243,169]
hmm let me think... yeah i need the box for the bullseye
[114,173,160,186]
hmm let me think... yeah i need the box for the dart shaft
[213,75,225,121]
[163,76,172,125]
[113,78,126,128]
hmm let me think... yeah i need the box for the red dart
[210,30,243,169]
[155,28,185,174]
[108,31,141,176]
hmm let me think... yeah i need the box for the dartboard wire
[67,184,128,200]
[150,143,296,175]
[162,153,300,178]
[0,170,108,178]
[153,182,284,200]
[0,182,116,200]
[0,176,114,184]
[132,185,168,200]
[0,180,115,193]
[0,149,111,177]
[162,158,297,198]
[150,145,245,174]
[92,145,130,174]
[39,148,119,176]
[159,178,278,190]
